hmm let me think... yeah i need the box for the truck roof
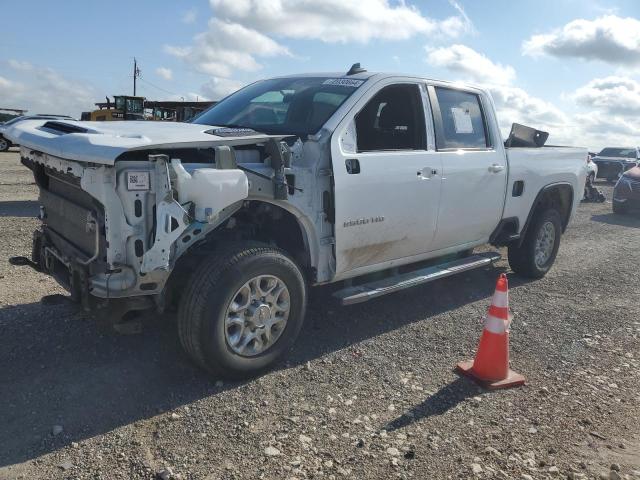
[269,71,481,90]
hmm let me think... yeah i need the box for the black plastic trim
[489,217,520,246]
[518,182,574,246]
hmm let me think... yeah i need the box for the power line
[138,77,181,97]
[129,58,184,98]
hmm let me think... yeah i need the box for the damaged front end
[20,136,295,319]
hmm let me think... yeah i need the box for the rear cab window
[428,86,491,151]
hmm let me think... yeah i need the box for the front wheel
[177,243,307,379]
[508,209,562,279]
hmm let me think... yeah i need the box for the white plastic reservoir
[171,160,249,223]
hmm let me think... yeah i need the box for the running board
[333,251,501,306]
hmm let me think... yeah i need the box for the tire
[0,136,9,152]
[177,243,307,378]
[508,209,562,279]
[613,201,628,215]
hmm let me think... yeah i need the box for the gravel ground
[0,149,638,480]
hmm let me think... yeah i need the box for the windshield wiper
[216,123,258,131]
[205,124,267,138]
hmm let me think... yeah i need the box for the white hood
[4,119,287,165]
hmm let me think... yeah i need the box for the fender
[518,182,574,246]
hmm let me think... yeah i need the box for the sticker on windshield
[322,78,364,87]
[451,107,473,134]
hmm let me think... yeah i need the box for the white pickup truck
[6,66,587,378]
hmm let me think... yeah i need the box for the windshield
[192,76,365,136]
[598,148,637,158]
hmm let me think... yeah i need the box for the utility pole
[133,58,141,96]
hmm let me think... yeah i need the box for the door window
[355,84,426,152]
[431,87,490,150]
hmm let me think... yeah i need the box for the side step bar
[333,251,501,306]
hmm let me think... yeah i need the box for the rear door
[427,85,507,250]
[330,80,442,277]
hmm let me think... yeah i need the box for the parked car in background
[613,166,640,214]
[0,114,75,152]
[593,147,640,183]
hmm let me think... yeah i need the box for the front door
[331,82,442,277]
[427,85,507,250]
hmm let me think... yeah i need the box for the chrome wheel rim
[224,275,290,357]
[534,221,555,267]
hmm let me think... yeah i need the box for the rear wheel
[177,243,307,378]
[508,209,562,279]
[0,136,9,152]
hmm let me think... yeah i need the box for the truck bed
[503,146,587,233]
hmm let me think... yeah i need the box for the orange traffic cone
[456,273,525,390]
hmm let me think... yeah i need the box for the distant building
[143,101,216,122]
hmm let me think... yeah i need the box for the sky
[1,0,639,150]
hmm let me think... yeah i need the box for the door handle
[488,163,505,173]
[345,158,360,174]
[417,167,438,179]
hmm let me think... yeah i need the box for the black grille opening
[41,121,89,135]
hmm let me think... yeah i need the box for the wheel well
[529,184,573,233]
[232,201,310,267]
[164,201,311,311]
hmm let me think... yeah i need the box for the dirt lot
[0,149,639,480]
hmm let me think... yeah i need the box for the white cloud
[569,113,640,149]
[523,15,640,65]
[155,67,173,81]
[182,8,197,24]
[446,0,474,35]
[572,76,640,116]
[0,75,14,89]
[1,61,96,117]
[201,77,245,99]
[422,44,640,148]
[563,76,640,149]
[426,44,516,85]
[209,0,470,43]
[486,84,567,134]
[165,18,290,77]
[7,59,33,71]
[167,0,471,100]
[423,45,565,136]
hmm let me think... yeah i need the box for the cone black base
[456,360,525,390]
